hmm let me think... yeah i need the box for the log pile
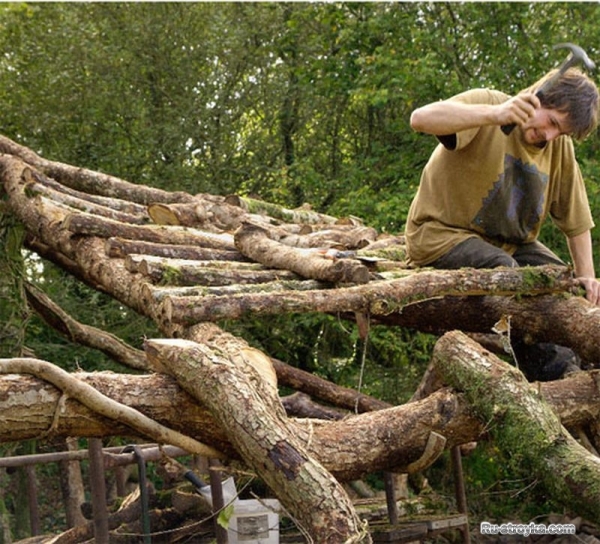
[2,132,600,542]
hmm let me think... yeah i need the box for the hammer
[501,43,595,135]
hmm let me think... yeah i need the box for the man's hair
[532,67,599,140]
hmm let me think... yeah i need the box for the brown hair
[531,67,599,140]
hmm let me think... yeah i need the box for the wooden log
[148,202,210,227]
[271,357,389,413]
[433,330,600,523]
[3,360,600,480]
[148,198,265,232]
[281,391,348,420]
[278,225,379,249]
[143,338,370,543]
[24,283,149,371]
[125,254,267,273]
[26,167,149,215]
[0,358,222,459]
[23,170,149,224]
[37,192,148,226]
[225,194,339,225]
[105,237,247,261]
[235,222,371,284]
[131,257,301,287]
[379,293,600,368]
[0,368,472,480]
[160,265,579,325]
[64,212,237,250]
[150,278,325,300]
[0,134,194,205]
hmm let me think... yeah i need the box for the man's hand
[577,277,600,306]
[497,91,540,127]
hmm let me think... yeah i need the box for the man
[406,67,600,379]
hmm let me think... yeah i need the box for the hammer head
[554,42,595,72]
[536,43,595,97]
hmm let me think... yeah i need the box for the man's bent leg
[507,243,576,381]
[431,238,578,381]
[512,241,566,267]
[429,237,517,269]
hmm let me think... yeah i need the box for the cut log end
[148,203,181,226]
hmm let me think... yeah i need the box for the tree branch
[0,358,223,459]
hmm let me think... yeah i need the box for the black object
[511,339,580,381]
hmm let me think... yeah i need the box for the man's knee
[431,237,517,269]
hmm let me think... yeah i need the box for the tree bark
[225,193,339,225]
[160,265,579,325]
[126,253,300,286]
[24,167,149,215]
[3,360,600,481]
[105,236,247,262]
[234,221,371,284]
[433,330,600,523]
[0,135,193,205]
[64,212,236,250]
[0,358,222,459]
[25,176,149,225]
[143,338,370,543]
[380,294,600,367]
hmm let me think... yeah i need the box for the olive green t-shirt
[405,88,594,266]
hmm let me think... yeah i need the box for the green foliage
[0,207,28,358]
[429,443,560,522]
[217,503,235,530]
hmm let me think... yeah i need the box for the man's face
[521,107,571,146]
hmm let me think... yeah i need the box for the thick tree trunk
[3,361,600,479]
[144,338,370,543]
[433,331,600,523]
[381,294,600,367]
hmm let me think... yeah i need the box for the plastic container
[196,476,238,506]
[227,498,280,544]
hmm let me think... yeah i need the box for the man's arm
[410,92,540,136]
[567,230,600,305]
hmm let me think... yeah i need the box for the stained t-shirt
[405,88,594,266]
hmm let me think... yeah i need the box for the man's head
[531,67,599,141]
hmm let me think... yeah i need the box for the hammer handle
[500,123,516,135]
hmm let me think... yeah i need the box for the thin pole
[88,438,110,544]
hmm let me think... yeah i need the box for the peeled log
[433,330,600,523]
[143,338,370,543]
